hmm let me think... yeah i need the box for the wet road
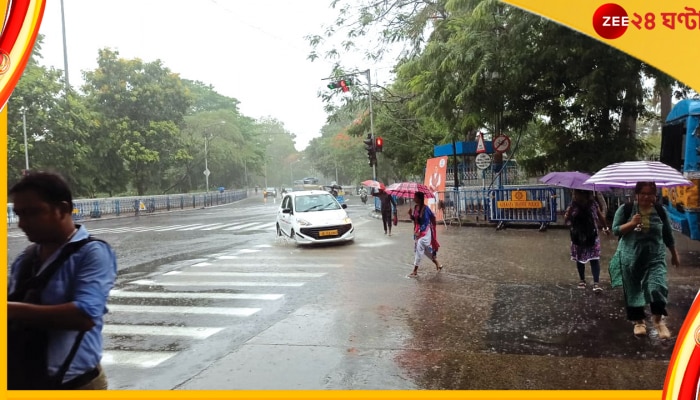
[7,195,700,389]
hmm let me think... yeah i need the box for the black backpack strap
[623,202,633,223]
[51,330,86,388]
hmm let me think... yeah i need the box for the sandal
[592,283,603,293]
[576,281,586,289]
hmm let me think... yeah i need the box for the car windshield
[295,194,341,212]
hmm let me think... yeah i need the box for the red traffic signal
[375,137,383,152]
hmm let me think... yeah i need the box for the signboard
[493,134,511,153]
[203,168,210,177]
[497,200,543,208]
[476,133,487,154]
[475,153,491,170]
[496,190,542,208]
[424,156,448,218]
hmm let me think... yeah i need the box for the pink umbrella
[385,182,435,199]
[361,179,385,190]
[584,161,693,188]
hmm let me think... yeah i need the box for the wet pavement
[179,212,700,390]
[9,195,700,390]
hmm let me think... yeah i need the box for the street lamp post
[20,108,29,173]
[202,121,225,195]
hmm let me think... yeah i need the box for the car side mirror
[282,208,292,214]
[341,204,347,209]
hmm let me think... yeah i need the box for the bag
[8,236,106,390]
[392,212,398,226]
[569,204,598,247]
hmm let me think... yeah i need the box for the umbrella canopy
[385,182,435,199]
[539,171,608,191]
[584,161,694,188]
[361,179,385,190]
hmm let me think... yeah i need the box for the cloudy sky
[36,0,394,150]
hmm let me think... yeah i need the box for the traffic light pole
[365,69,377,181]
[323,69,377,180]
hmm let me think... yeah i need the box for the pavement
[175,203,700,390]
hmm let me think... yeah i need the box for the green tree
[81,48,193,195]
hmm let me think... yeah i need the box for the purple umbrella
[583,161,693,188]
[539,171,610,191]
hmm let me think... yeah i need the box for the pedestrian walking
[7,172,117,389]
[609,181,679,338]
[564,189,609,292]
[407,191,442,276]
[376,189,397,236]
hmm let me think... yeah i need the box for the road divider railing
[7,189,248,226]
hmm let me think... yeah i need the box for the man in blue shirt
[7,172,117,390]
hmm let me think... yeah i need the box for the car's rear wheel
[276,223,283,237]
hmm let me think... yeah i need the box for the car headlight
[297,219,312,226]
[343,217,352,224]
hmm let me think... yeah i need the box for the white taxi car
[276,190,354,244]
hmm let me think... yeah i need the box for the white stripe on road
[164,271,326,278]
[179,224,220,231]
[103,325,224,339]
[102,350,177,368]
[153,224,197,231]
[200,223,240,230]
[108,304,260,316]
[109,290,284,301]
[191,262,342,268]
[129,279,305,287]
[249,222,276,230]
[223,222,259,230]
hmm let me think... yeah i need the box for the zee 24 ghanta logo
[593,2,700,39]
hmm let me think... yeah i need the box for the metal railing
[8,190,248,226]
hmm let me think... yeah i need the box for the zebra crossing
[7,221,278,238]
[101,247,339,373]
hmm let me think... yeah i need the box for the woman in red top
[407,191,442,277]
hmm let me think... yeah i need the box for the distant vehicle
[302,177,319,184]
[276,190,354,245]
[264,187,277,197]
[281,187,294,194]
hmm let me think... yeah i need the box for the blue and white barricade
[487,187,557,224]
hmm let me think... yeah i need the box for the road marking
[223,222,259,230]
[250,222,276,230]
[191,262,342,268]
[129,279,305,287]
[200,223,240,230]
[102,350,177,368]
[103,325,224,339]
[179,223,220,231]
[109,290,284,301]
[108,304,260,316]
[164,271,326,278]
[153,224,198,231]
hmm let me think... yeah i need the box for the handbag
[392,212,398,226]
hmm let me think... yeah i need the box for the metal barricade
[487,187,557,225]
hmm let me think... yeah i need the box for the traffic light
[363,133,376,167]
[375,136,383,152]
[327,78,354,92]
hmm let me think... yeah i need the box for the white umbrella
[583,161,693,188]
